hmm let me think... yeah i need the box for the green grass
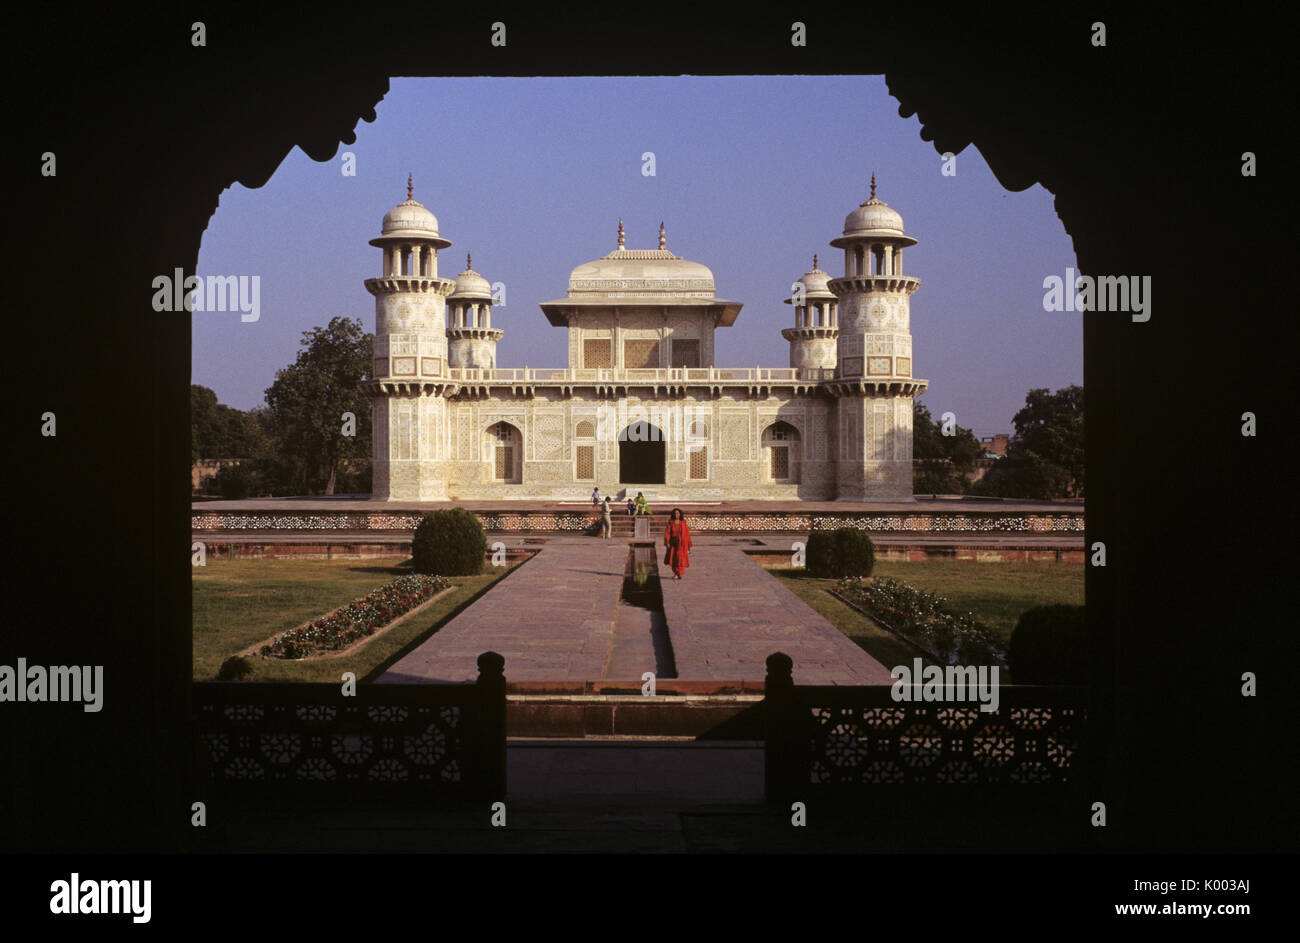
[762,560,1084,676]
[871,560,1084,645]
[192,557,522,682]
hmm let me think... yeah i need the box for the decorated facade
[362,174,927,501]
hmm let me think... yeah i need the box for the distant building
[363,174,929,501]
[980,434,1009,458]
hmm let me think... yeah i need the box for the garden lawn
[871,560,1083,646]
[193,557,521,682]
[763,559,1083,672]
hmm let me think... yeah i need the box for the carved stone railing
[447,366,834,383]
[193,652,507,799]
[763,653,1087,802]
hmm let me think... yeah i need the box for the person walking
[600,496,612,539]
[663,507,692,579]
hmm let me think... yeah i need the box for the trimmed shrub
[216,655,253,681]
[806,527,875,578]
[1009,604,1088,683]
[215,462,253,499]
[412,508,486,576]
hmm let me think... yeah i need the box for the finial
[407,173,414,201]
[466,252,472,270]
[617,219,625,249]
[658,221,666,250]
[870,172,877,200]
[812,253,819,270]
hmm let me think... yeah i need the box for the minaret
[827,175,928,500]
[447,253,504,370]
[361,176,458,500]
[782,253,838,374]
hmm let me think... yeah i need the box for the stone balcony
[446,366,837,383]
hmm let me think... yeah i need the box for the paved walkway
[378,539,624,683]
[377,537,891,684]
[662,543,894,684]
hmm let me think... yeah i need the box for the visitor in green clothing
[633,492,650,515]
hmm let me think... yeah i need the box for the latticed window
[771,446,789,480]
[670,339,700,368]
[689,420,708,439]
[583,339,612,368]
[689,447,708,479]
[574,420,595,438]
[575,445,594,480]
[623,338,660,369]
[495,446,513,480]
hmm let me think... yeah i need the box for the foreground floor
[198,740,1085,853]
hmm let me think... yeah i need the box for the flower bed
[837,576,1007,667]
[260,574,452,659]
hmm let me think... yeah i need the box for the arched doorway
[762,420,801,484]
[484,421,522,484]
[619,420,665,484]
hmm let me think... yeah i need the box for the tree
[913,401,981,470]
[913,401,981,493]
[263,316,373,495]
[971,385,1084,499]
[1009,385,1084,496]
[191,384,270,463]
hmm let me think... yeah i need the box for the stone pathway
[378,538,624,683]
[377,537,891,684]
[661,543,895,684]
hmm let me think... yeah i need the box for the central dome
[568,248,715,295]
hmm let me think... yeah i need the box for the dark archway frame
[4,9,1285,854]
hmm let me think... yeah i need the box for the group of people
[592,487,650,517]
[592,487,693,579]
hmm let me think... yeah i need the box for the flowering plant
[837,576,1007,667]
[260,574,451,659]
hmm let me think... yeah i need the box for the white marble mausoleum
[363,175,928,502]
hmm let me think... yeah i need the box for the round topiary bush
[217,655,253,681]
[835,527,875,577]
[1009,604,1088,684]
[411,508,486,576]
[805,527,875,578]
[215,463,253,499]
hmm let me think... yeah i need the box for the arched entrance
[619,421,665,484]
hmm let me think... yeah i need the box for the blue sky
[192,75,1081,438]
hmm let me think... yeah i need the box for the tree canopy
[972,385,1084,499]
[263,316,373,495]
[190,384,268,463]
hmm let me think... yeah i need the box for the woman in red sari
[663,508,693,579]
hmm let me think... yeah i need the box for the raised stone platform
[193,495,1084,540]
